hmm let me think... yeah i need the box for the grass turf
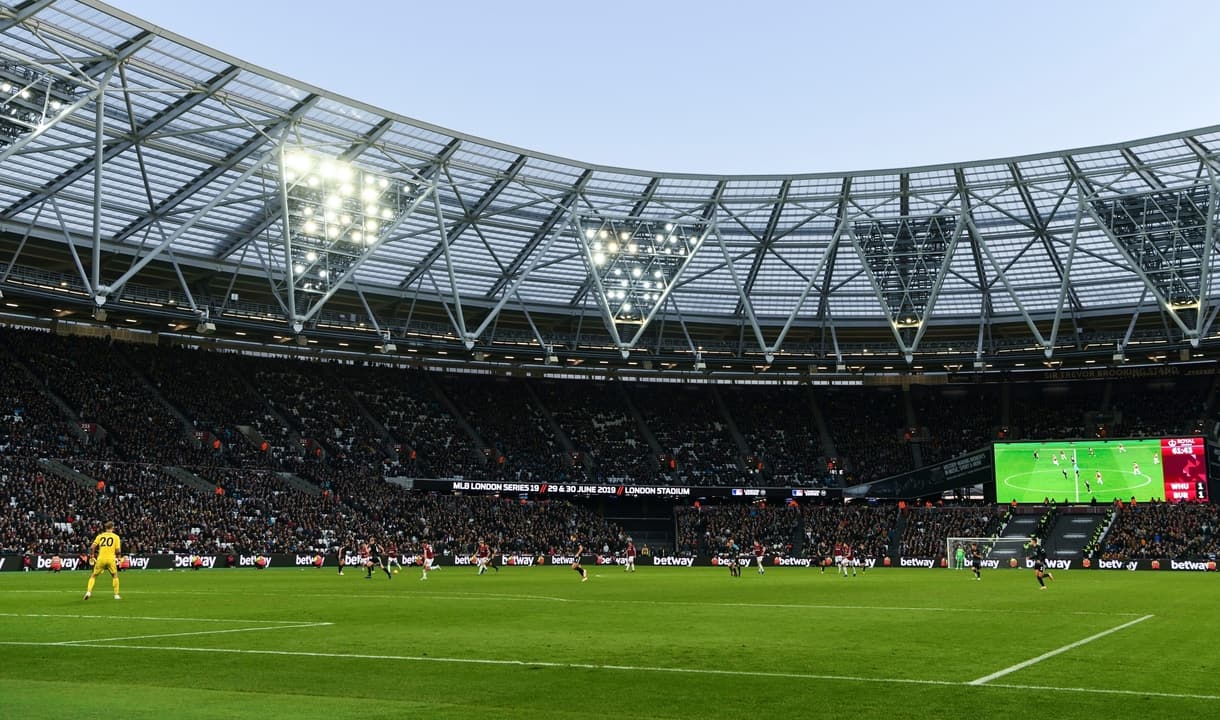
[1,565,1216,719]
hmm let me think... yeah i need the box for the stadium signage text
[173,554,217,568]
[1025,559,1072,570]
[1096,560,1139,571]
[1,553,1212,572]
[36,556,79,570]
[1169,560,1210,572]
[651,557,695,567]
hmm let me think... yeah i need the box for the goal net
[945,536,1032,568]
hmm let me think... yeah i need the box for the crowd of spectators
[626,384,743,485]
[352,368,480,478]
[3,325,1219,562]
[674,502,896,560]
[1099,501,1220,561]
[720,385,827,486]
[911,384,1000,465]
[816,387,913,482]
[435,374,576,484]
[2,329,204,466]
[534,379,656,482]
[898,505,1007,558]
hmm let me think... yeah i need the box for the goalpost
[945,536,1032,569]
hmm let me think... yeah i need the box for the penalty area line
[54,622,333,645]
[1,638,1215,701]
[969,614,1154,685]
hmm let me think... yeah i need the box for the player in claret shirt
[420,541,436,580]
[624,540,636,573]
[474,540,492,576]
[752,539,766,576]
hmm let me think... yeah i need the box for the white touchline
[0,639,1214,702]
[0,593,1142,618]
[969,614,1154,685]
[0,612,323,624]
[54,622,333,645]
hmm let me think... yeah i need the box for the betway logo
[238,555,269,567]
[174,555,217,568]
[900,558,935,568]
[126,556,150,570]
[1170,560,1210,571]
[1025,559,1072,570]
[1097,559,1138,571]
[651,557,695,567]
[295,555,323,566]
[503,555,534,567]
[775,557,812,567]
[36,557,79,570]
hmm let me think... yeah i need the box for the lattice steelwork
[1092,186,1213,307]
[0,0,1219,371]
[576,215,705,352]
[0,61,79,147]
[277,146,424,325]
[854,214,956,328]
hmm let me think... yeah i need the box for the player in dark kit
[336,540,347,576]
[365,540,391,580]
[970,544,982,581]
[1027,539,1054,589]
[725,538,742,577]
[572,545,588,582]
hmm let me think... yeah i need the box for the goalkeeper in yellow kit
[84,521,121,600]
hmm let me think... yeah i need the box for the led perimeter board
[993,438,1208,504]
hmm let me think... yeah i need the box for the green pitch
[1,566,1216,719]
[994,440,1165,504]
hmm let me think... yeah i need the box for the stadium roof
[1,0,1219,372]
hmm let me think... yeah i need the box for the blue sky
[107,0,1220,175]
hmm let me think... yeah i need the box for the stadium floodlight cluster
[576,215,708,355]
[279,147,416,298]
[580,218,699,323]
[0,62,79,148]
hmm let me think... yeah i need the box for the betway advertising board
[0,554,1212,571]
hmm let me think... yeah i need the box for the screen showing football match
[993,438,1208,504]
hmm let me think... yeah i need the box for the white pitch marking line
[54,622,333,645]
[0,593,1143,617]
[969,614,1154,685]
[0,639,1214,702]
[0,612,318,624]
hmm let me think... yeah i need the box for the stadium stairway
[422,371,491,466]
[162,465,218,494]
[275,471,322,496]
[0,337,89,444]
[990,509,1040,563]
[523,382,593,474]
[339,379,399,461]
[615,380,664,457]
[1045,507,1108,560]
[808,388,837,459]
[116,346,200,446]
[37,458,96,490]
[709,386,753,469]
